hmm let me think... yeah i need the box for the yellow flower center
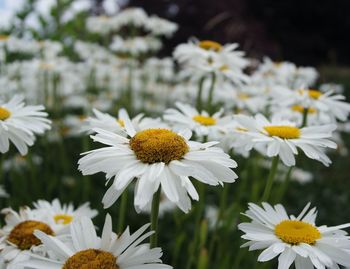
[63,249,119,269]
[40,62,53,70]
[308,89,323,99]
[129,129,189,164]
[192,115,216,126]
[238,93,250,100]
[54,214,73,225]
[275,220,321,245]
[264,125,301,139]
[117,119,125,127]
[0,35,9,41]
[8,220,54,250]
[291,105,316,114]
[0,107,11,121]
[198,40,223,52]
[219,65,229,71]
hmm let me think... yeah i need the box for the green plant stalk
[117,190,128,234]
[150,187,161,248]
[260,156,280,202]
[196,76,206,111]
[186,183,206,269]
[206,72,217,112]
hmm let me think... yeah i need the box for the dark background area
[95,0,350,66]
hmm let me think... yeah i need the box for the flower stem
[206,72,217,112]
[150,187,161,248]
[261,156,279,202]
[117,190,128,234]
[301,107,309,127]
[196,76,206,111]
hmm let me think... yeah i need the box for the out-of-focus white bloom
[272,87,350,122]
[145,15,178,37]
[235,114,337,166]
[0,95,51,155]
[251,58,318,88]
[164,102,231,140]
[174,39,249,85]
[33,198,98,232]
[1,153,42,172]
[0,185,8,198]
[110,36,162,56]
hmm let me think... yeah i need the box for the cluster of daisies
[0,199,172,269]
[1,4,350,269]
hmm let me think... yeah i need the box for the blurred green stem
[196,76,206,111]
[261,156,279,202]
[206,72,217,112]
[150,187,161,248]
[117,191,128,234]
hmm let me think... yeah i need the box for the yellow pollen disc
[79,115,87,121]
[192,115,216,126]
[54,214,73,225]
[238,93,250,100]
[8,220,54,250]
[219,65,229,71]
[0,107,11,121]
[264,125,301,139]
[235,127,248,132]
[40,62,53,70]
[63,249,119,269]
[273,61,282,67]
[291,105,316,114]
[117,119,125,127]
[0,35,9,41]
[198,40,223,52]
[308,89,323,99]
[129,129,189,164]
[275,220,321,245]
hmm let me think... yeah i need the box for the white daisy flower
[83,108,167,135]
[235,114,337,166]
[0,95,51,155]
[32,199,98,232]
[272,87,350,122]
[24,215,172,269]
[164,102,231,140]
[0,207,65,268]
[78,121,238,213]
[173,39,249,85]
[239,202,350,269]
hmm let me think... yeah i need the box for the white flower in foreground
[78,121,238,213]
[164,102,231,140]
[239,203,350,269]
[0,207,65,268]
[235,114,337,166]
[24,215,172,269]
[0,96,51,155]
[33,199,98,232]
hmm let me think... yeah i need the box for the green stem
[301,108,309,127]
[206,72,217,112]
[117,191,128,234]
[196,76,206,111]
[274,167,293,203]
[150,188,161,248]
[260,156,279,202]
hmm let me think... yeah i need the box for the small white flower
[0,95,51,155]
[239,202,350,269]
[235,114,337,166]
